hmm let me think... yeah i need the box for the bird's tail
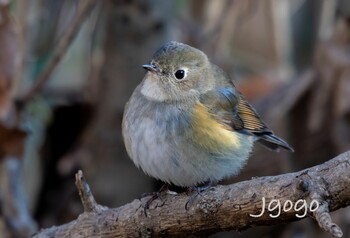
[257,133,294,152]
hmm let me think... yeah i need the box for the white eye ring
[174,68,187,80]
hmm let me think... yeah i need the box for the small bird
[122,41,293,189]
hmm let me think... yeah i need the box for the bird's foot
[141,183,169,216]
[185,181,213,210]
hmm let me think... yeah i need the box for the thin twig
[75,170,107,213]
[312,193,343,238]
[20,0,97,103]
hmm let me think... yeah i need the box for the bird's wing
[199,86,294,152]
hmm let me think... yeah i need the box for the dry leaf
[0,124,26,159]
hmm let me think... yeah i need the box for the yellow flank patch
[192,103,240,153]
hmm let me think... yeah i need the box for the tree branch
[0,157,37,238]
[33,151,350,237]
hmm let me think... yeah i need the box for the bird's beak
[142,64,158,72]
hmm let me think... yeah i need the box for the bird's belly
[123,97,253,186]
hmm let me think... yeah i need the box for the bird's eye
[174,69,186,80]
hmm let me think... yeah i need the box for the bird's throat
[140,75,169,102]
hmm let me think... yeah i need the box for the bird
[122,41,293,191]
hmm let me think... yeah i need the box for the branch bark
[33,151,350,237]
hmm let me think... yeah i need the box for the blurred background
[0,0,349,237]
